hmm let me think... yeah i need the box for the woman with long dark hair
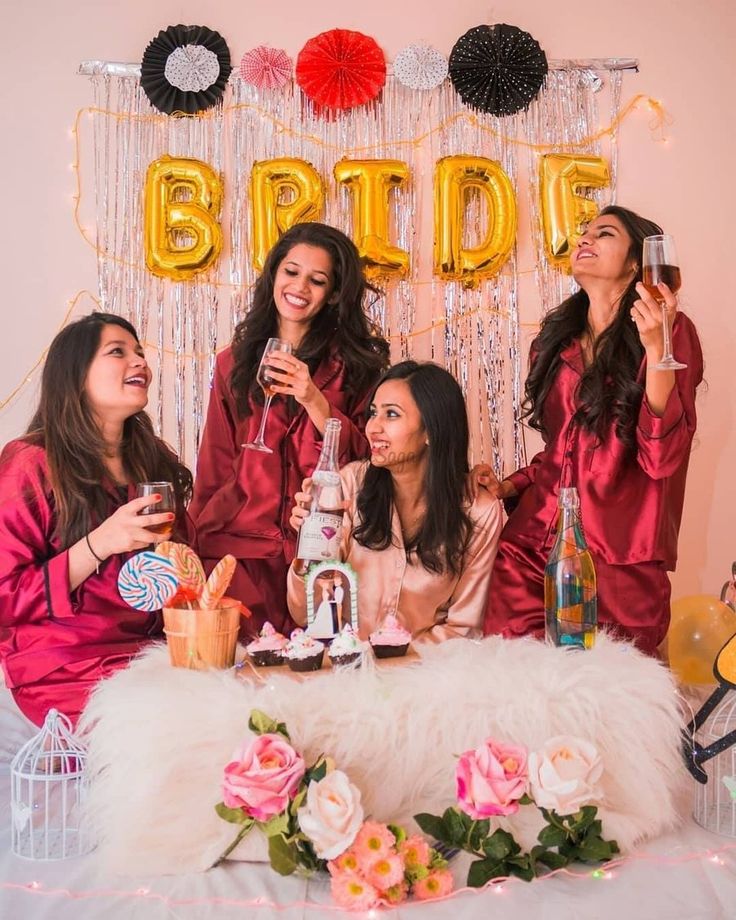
[191,222,390,634]
[0,313,192,726]
[288,362,502,641]
[479,206,703,654]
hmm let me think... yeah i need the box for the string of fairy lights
[0,93,670,419]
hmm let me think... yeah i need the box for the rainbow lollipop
[118,551,178,612]
[165,543,206,601]
[200,554,236,609]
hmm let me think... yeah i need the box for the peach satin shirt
[287,461,503,643]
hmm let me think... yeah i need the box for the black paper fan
[140,24,232,115]
[449,23,547,117]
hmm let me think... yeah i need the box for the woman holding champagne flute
[0,313,192,726]
[478,206,703,654]
[191,223,390,633]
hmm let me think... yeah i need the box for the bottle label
[297,511,343,563]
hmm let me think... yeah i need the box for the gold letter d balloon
[667,595,736,685]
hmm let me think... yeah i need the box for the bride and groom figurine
[308,572,347,640]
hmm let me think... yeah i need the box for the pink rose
[222,733,305,821]
[528,736,603,815]
[456,739,528,819]
[297,770,364,860]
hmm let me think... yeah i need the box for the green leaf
[531,847,569,871]
[290,789,307,816]
[507,859,535,882]
[260,812,290,838]
[388,824,406,845]
[537,824,567,848]
[482,829,516,860]
[574,836,619,863]
[414,812,448,842]
[468,819,491,851]
[214,803,250,825]
[518,793,534,806]
[445,808,469,846]
[268,834,298,876]
[467,857,505,888]
[248,709,290,740]
[305,758,328,785]
[578,805,598,827]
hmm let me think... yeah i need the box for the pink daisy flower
[413,868,454,901]
[331,872,380,911]
[328,848,360,876]
[353,821,396,867]
[399,834,431,868]
[364,853,404,890]
[382,881,409,905]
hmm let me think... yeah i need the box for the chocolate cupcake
[369,614,411,659]
[328,624,363,668]
[246,622,287,667]
[285,629,325,672]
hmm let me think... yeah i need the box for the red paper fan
[239,45,292,90]
[296,29,386,111]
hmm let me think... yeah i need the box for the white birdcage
[693,693,736,838]
[10,708,92,859]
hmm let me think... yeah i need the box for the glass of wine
[136,481,175,539]
[642,234,686,371]
[243,337,293,453]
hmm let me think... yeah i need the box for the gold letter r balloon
[144,155,223,281]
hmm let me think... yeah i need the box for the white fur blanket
[80,635,689,875]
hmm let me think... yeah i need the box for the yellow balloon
[667,595,736,685]
[250,158,324,272]
[538,154,610,273]
[333,159,410,281]
[144,155,223,281]
[433,155,516,287]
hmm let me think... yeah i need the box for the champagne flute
[136,481,175,539]
[243,337,293,453]
[642,234,686,371]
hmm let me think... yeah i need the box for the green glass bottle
[544,487,597,649]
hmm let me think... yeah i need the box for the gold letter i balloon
[433,155,517,287]
[539,154,610,272]
[144,155,223,281]
[333,159,410,281]
[250,158,324,272]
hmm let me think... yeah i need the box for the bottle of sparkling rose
[294,418,344,576]
[544,487,597,650]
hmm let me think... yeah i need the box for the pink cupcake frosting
[247,622,288,654]
[285,628,325,661]
[369,614,411,647]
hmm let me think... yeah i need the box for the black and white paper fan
[449,23,547,116]
[141,24,232,115]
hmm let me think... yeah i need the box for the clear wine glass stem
[252,395,273,448]
[660,303,675,363]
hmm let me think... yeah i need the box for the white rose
[297,770,364,860]
[528,736,603,815]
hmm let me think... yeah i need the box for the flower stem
[210,822,254,869]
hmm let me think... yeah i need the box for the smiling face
[272,242,337,334]
[365,378,428,472]
[83,324,151,423]
[571,213,638,286]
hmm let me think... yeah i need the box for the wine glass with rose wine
[136,481,175,539]
[243,337,293,453]
[642,234,686,370]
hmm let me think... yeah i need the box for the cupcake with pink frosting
[369,614,411,659]
[285,629,325,672]
[246,622,288,667]
[328,624,363,668]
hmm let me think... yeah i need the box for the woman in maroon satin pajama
[481,206,703,654]
[0,314,192,726]
[190,223,390,636]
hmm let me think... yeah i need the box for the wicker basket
[163,597,242,670]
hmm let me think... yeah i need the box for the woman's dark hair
[523,205,663,451]
[24,312,193,548]
[230,222,390,416]
[353,361,473,577]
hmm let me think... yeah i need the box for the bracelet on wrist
[85,533,105,574]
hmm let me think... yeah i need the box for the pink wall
[2,0,734,600]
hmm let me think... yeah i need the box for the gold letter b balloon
[144,155,223,281]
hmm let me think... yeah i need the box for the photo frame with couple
[304,561,358,641]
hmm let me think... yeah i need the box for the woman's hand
[90,495,175,558]
[289,477,313,532]
[632,282,677,359]
[468,463,516,501]
[264,352,322,408]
